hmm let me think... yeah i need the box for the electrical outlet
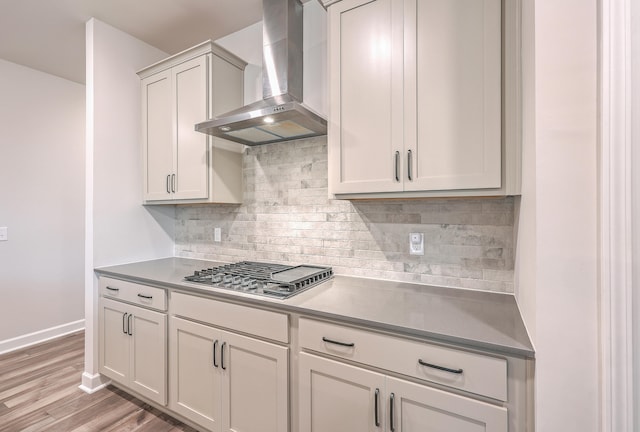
[409,232,424,255]
[0,227,7,241]
[214,227,221,242]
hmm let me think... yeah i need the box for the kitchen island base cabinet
[99,297,167,406]
[169,316,289,432]
[299,352,507,432]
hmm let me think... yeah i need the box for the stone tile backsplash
[175,137,515,292]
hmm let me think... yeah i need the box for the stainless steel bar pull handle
[171,174,176,193]
[122,313,127,334]
[137,294,153,299]
[374,388,380,427]
[418,358,463,374]
[213,340,219,368]
[106,286,119,292]
[395,151,400,182]
[407,149,413,181]
[166,175,171,194]
[221,342,227,370]
[389,392,395,431]
[127,314,133,336]
[322,336,355,348]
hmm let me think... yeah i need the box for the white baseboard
[79,372,110,394]
[0,319,85,355]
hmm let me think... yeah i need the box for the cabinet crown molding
[137,40,247,79]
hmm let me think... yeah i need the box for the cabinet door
[173,56,209,200]
[221,330,289,432]
[328,0,404,194]
[129,306,167,405]
[142,70,173,201]
[386,376,507,432]
[170,316,223,432]
[99,298,130,383]
[404,0,502,191]
[299,353,385,432]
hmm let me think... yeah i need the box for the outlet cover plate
[409,232,424,255]
[0,227,7,241]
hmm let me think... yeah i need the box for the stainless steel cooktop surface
[183,261,333,299]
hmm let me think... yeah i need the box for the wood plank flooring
[0,332,197,432]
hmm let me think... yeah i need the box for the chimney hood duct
[195,0,327,146]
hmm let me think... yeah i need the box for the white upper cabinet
[139,41,246,204]
[328,0,521,198]
[172,56,209,200]
[141,70,173,201]
[405,0,502,191]
[329,0,404,194]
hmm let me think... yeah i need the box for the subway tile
[301,178,328,189]
[175,137,516,293]
[482,269,515,282]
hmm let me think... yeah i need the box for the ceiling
[0,0,265,84]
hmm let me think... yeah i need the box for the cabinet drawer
[299,318,507,401]
[171,292,289,343]
[99,277,167,312]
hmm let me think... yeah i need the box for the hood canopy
[195,0,327,145]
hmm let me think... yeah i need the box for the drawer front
[299,318,507,401]
[171,291,289,343]
[99,277,167,311]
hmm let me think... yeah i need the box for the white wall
[514,0,537,340]
[632,0,640,425]
[89,20,175,268]
[216,21,263,105]
[516,0,599,430]
[82,18,175,392]
[0,59,85,352]
[215,1,327,115]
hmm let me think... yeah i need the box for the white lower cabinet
[298,317,510,432]
[385,376,507,432]
[169,316,289,432]
[299,352,386,432]
[299,352,507,432]
[96,278,525,432]
[99,297,167,405]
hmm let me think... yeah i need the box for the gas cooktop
[183,261,333,299]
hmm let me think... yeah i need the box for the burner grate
[183,261,332,299]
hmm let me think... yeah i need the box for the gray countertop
[95,257,534,358]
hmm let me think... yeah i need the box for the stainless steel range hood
[195,0,326,146]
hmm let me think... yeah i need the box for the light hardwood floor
[0,331,197,432]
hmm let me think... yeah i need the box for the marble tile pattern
[175,137,515,293]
